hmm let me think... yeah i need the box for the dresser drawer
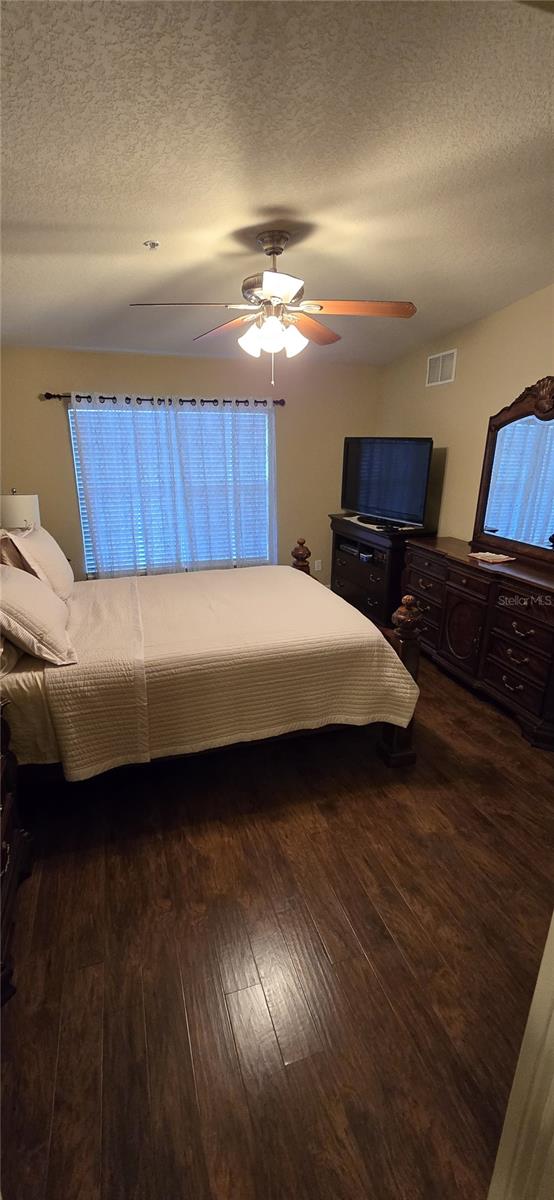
[332,575,385,622]
[356,559,386,595]
[361,594,385,620]
[447,566,491,600]
[360,562,386,587]
[496,585,554,628]
[487,632,549,686]
[331,574,365,607]
[492,607,554,657]
[407,549,447,580]
[412,595,442,628]
[333,564,385,599]
[406,568,445,604]
[418,619,440,650]
[363,571,386,602]
[335,552,362,580]
[334,554,385,592]
[482,659,544,716]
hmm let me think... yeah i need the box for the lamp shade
[1,494,41,530]
[259,316,286,354]
[284,325,309,358]
[261,271,304,305]
[237,323,263,357]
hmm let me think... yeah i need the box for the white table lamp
[1,492,41,530]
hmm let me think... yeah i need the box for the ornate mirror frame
[471,375,554,566]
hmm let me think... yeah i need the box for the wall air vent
[426,349,457,387]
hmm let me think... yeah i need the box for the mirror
[483,415,554,550]
[472,376,554,564]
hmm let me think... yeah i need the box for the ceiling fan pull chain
[271,351,275,387]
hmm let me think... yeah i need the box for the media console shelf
[329,513,431,627]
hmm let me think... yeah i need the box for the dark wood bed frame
[378,593,421,766]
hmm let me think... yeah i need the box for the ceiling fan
[131,230,416,373]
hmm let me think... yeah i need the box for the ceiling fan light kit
[131,228,416,384]
[237,314,310,362]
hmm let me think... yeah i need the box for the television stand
[329,513,432,626]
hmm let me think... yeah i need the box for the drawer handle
[335,580,344,589]
[366,598,379,608]
[460,576,468,585]
[368,573,380,584]
[501,674,524,693]
[506,648,529,666]
[417,578,434,591]
[420,603,431,614]
[0,839,10,879]
[511,621,535,639]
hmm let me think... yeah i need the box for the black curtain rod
[41,392,285,406]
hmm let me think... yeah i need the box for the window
[484,416,554,549]
[68,395,277,576]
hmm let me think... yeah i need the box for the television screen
[341,437,433,525]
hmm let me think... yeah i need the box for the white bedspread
[3,566,418,780]
[44,575,149,780]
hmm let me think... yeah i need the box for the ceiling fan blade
[193,314,257,342]
[225,304,263,312]
[293,313,341,345]
[130,301,237,308]
[304,299,417,318]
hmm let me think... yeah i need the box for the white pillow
[4,526,74,601]
[0,565,77,666]
[0,634,21,676]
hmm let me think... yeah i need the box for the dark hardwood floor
[2,659,553,1200]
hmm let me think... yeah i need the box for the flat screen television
[341,437,433,527]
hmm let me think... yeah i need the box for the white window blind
[484,416,554,549]
[68,395,277,577]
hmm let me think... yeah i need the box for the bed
[2,563,420,782]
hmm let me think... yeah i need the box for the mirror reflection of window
[483,416,554,549]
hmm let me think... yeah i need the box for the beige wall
[374,284,554,542]
[2,285,551,578]
[0,346,377,581]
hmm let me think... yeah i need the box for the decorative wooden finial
[291,537,311,574]
[391,595,422,641]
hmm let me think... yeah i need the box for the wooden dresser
[405,537,554,748]
[329,513,424,626]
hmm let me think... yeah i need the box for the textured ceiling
[1,0,553,365]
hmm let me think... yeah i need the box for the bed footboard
[379,595,421,766]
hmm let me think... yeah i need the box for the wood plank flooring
[2,659,553,1200]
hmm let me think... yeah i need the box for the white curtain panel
[69,394,277,577]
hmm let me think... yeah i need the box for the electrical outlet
[314,559,322,573]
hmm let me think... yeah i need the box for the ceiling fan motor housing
[256,230,290,257]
